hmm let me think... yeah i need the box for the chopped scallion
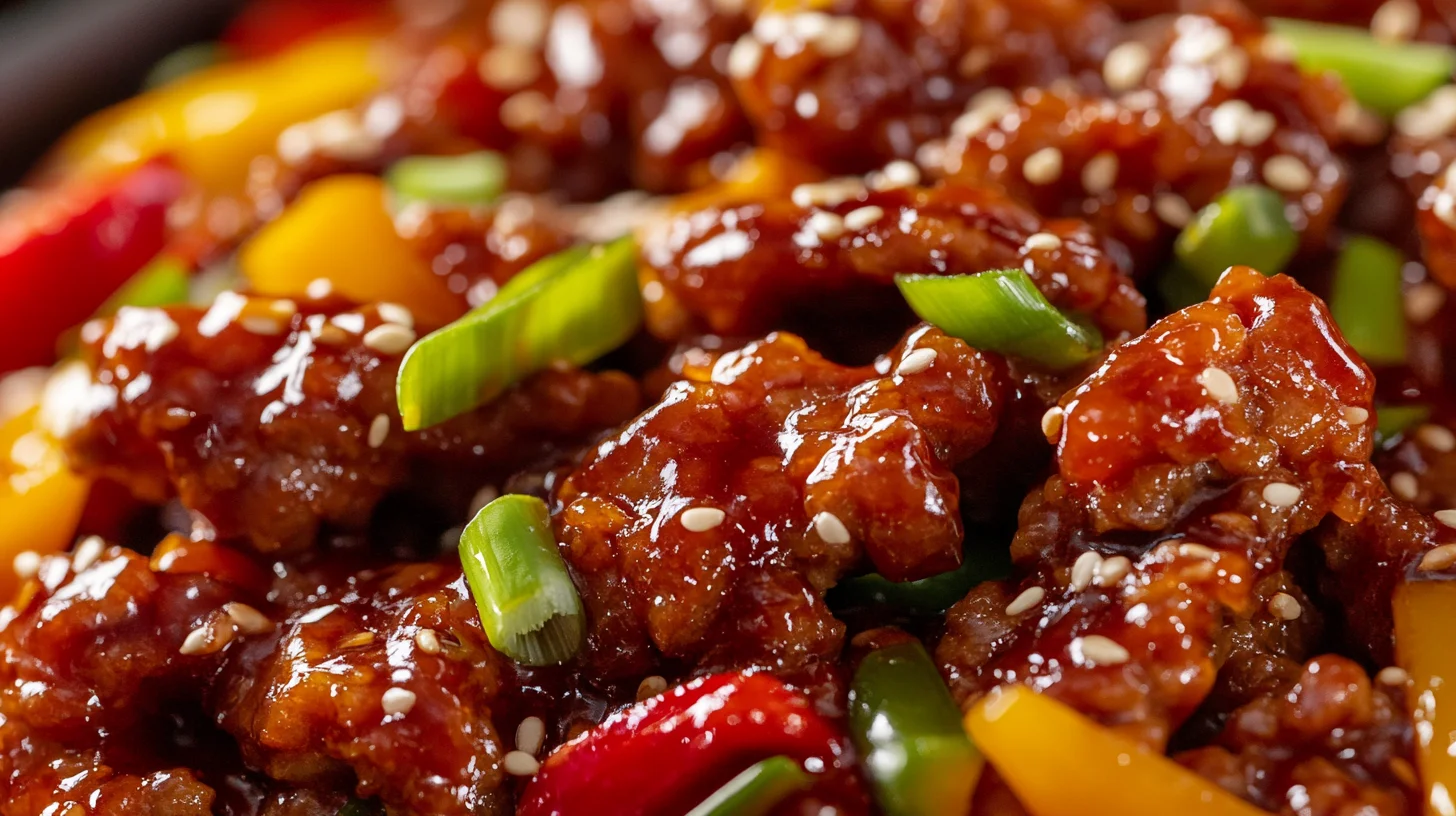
[1376,405,1431,448]
[397,238,643,430]
[100,256,190,315]
[1174,185,1297,288]
[458,494,584,666]
[828,545,1007,615]
[684,756,813,816]
[386,151,508,208]
[1329,235,1408,366]
[1269,18,1455,117]
[849,641,982,816]
[894,270,1102,369]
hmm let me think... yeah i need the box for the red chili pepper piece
[518,672,867,816]
[0,160,186,374]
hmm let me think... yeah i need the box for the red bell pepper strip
[0,160,186,373]
[518,672,867,816]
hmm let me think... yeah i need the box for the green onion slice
[1174,185,1298,288]
[386,151,508,208]
[1269,18,1455,117]
[685,756,813,816]
[849,641,983,816]
[458,494,584,666]
[1330,235,1408,366]
[1376,405,1432,448]
[100,256,190,315]
[397,237,643,431]
[829,546,1008,616]
[145,42,229,90]
[894,270,1102,369]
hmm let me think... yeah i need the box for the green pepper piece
[1329,235,1408,366]
[1174,186,1298,288]
[684,756,814,816]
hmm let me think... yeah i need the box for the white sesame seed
[470,485,501,516]
[958,46,993,78]
[240,316,284,336]
[1406,283,1446,323]
[489,0,549,49]
[1076,635,1130,666]
[504,750,542,776]
[1041,406,1065,440]
[896,347,938,376]
[306,278,334,299]
[500,90,551,130]
[681,506,726,532]
[1178,542,1219,560]
[415,628,442,654]
[1391,472,1420,501]
[873,160,921,190]
[843,205,885,231]
[478,45,541,90]
[1153,193,1194,228]
[1336,101,1386,145]
[1419,541,1456,571]
[179,620,233,656]
[813,511,851,545]
[1210,99,1253,146]
[382,687,417,716]
[224,602,274,635]
[1022,232,1063,252]
[1004,586,1046,616]
[1261,33,1296,62]
[363,324,417,355]
[72,535,105,572]
[951,89,1017,139]
[1215,49,1249,89]
[1103,42,1152,93]
[805,210,845,241]
[1022,147,1064,186]
[727,35,763,79]
[1377,666,1411,686]
[268,300,299,320]
[1268,592,1301,620]
[637,675,668,700]
[1436,509,1456,529]
[367,414,390,450]
[12,550,40,581]
[377,303,414,329]
[1343,406,1370,425]
[814,16,862,57]
[1372,0,1421,43]
[1240,111,1278,147]
[1081,152,1119,195]
[1417,424,1456,452]
[1396,86,1456,139]
[1196,366,1239,405]
[516,716,546,755]
[1070,551,1103,592]
[338,631,376,650]
[1263,482,1302,508]
[791,178,867,208]
[1096,556,1132,586]
[1263,155,1313,193]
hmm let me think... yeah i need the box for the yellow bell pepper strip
[964,686,1272,816]
[240,175,466,327]
[48,34,386,195]
[0,406,91,601]
[1395,580,1456,816]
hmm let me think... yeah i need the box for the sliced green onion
[894,270,1102,369]
[100,256,190,315]
[1269,18,1455,117]
[1376,405,1432,448]
[144,42,229,90]
[849,641,983,816]
[458,494,584,666]
[1174,185,1298,288]
[386,151,508,208]
[397,238,643,430]
[828,545,1008,616]
[685,756,813,816]
[1329,235,1408,366]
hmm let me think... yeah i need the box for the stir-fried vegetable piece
[397,238,643,431]
[387,152,508,208]
[1174,186,1298,289]
[965,686,1269,816]
[894,270,1101,369]
[1376,405,1433,448]
[458,495,584,666]
[1330,236,1408,366]
[1269,18,1455,117]
[684,757,813,816]
[850,642,982,816]
[830,546,1008,615]
[0,405,91,599]
[99,256,190,313]
[1395,580,1456,816]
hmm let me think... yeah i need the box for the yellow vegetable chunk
[1395,580,1456,816]
[0,406,90,600]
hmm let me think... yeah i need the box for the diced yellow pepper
[964,686,1271,816]
[240,174,465,327]
[1395,580,1456,816]
[50,35,386,194]
[0,406,90,601]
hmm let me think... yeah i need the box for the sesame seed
[896,347,938,376]
[1081,152,1119,195]
[727,35,763,79]
[681,506,726,532]
[339,631,377,650]
[1103,42,1151,93]
[500,90,551,130]
[240,316,284,336]
[12,550,40,581]
[489,0,549,49]
[224,602,274,635]
[1153,193,1194,228]
[1178,542,1219,560]
[1215,49,1249,89]
[873,160,921,190]
[305,278,334,299]
[504,750,541,776]
[1041,406,1065,440]
[1418,542,1456,571]
[790,178,867,208]
[1263,482,1302,507]
[843,205,885,231]
[813,511,852,545]
[1070,551,1103,592]
[1241,111,1278,147]
[1336,101,1386,145]
[1004,586,1046,616]
[1096,556,1132,586]
[268,300,299,320]
[1405,283,1446,323]
[1210,100,1252,146]
[958,47,993,78]
[1076,635,1130,666]
[415,628,442,654]
[1260,33,1296,62]
[72,535,105,572]
[363,324,417,355]
[179,620,233,656]
[377,303,414,329]
[1391,472,1420,501]
[478,45,541,91]
[368,414,390,450]
[516,715,546,755]
[1377,666,1411,686]
[470,484,501,516]
[951,88,1017,139]
[805,210,845,241]
[1417,424,1456,452]
[1372,0,1421,43]
[1268,592,1301,620]
[1263,155,1313,193]
[1436,509,1456,529]
[382,687,417,716]
[1343,406,1370,425]
[1022,232,1063,252]
[1395,85,1456,139]
[1196,366,1239,405]
[637,675,668,701]
[1022,147,1064,185]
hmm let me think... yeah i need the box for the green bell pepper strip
[1174,186,1298,288]
[828,545,1009,616]
[684,756,814,816]
[1329,235,1408,366]
[386,151,508,208]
